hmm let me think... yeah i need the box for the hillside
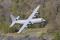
[0,0,60,40]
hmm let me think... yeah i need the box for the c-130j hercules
[10,5,46,33]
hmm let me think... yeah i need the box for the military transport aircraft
[10,5,46,33]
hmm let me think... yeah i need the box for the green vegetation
[0,23,14,33]
[52,32,60,40]
[0,23,9,33]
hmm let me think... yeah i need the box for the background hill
[0,0,60,40]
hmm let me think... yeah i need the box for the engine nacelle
[27,21,33,25]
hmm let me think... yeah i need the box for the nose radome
[43,19,46,21]
[42,18,46,21]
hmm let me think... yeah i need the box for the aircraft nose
[41,18,46,21]
[43,19,46,21]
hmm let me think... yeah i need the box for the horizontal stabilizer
[10,14,20,27]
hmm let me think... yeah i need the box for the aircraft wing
[17,5,40,33]
[28,5,40,19]
[17,20,29,33]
